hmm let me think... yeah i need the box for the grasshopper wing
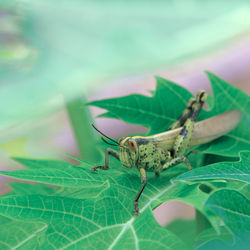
[153,109,241,150]
[189,109,241,147]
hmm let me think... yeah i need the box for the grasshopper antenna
[92,124,119,145]
[101,137,119,147]
[101,137,127,149]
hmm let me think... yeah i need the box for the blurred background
[0,0,250,225]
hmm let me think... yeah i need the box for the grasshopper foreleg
[134,168,147,216]
[91,148,119,171]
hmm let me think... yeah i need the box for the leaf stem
[66,97,100,162]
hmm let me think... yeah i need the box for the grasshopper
[91,90,241,215]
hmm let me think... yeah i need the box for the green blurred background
[0,0,250,160]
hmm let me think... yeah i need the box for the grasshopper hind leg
[168,90,206,130]
[173,90,207,158]
[168,97,196,130]
[163,91,207,171]
[162,151,196,170]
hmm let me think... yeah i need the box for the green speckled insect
[91,91,241,215]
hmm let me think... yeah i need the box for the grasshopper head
[118,137,139,169]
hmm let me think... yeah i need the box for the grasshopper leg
[163,91,206,171]
[184,150,199,170]
[168,97,196,130]
[134,168,147,216]
[91,148,119,171]
[162,156,185,170]
[162,154,193,170]
[184,157,192,170]
[173,90,207,158]
[168,90,207,131]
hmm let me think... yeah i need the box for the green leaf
[205,72,250,116]
[196,238,248,250]
[89,77,193,134]
[7,183,57,196]
[196,226,232,247]
[174,151,250,183]
[13,157,72,169]
[66,97,102,162]
[1,159,116,200]
[89,73,250,156]
[195,189,250,249]
[0,215,11,225]
[166,219,196,249]
[0,159,213,249]
[204,189,250,239]
[1,74,249,248]
[0,219,47,250]
[1,158,107,189]
[198,72,250,156]
[0,192,187,249]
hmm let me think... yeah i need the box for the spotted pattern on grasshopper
[91,90,241,216]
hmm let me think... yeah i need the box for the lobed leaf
[204,189,250,239]
[7,183,57,196]
[0,158,213,249]
[197,189,250,249]
[198,72,250,156]
[89,73,250,156]
[174,151,250,183]
[0,187,190,249]
[1,159,106,188]
[166,219,196,249]
[0,219,47,250]
[196,226,232,245]
[89,77,193,134]
[0,73,249,248]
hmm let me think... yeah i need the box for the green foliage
[196,226,232,245]
[89,72,250,157]
[166,219,196,248]
[0,217,47,250]
[90,76,193,134]
[0,73,249,249]
[205,189,250,238]
[196,189,250,250]
[174,151,250,183]
[66,97,102,162]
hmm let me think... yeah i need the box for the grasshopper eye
[128,139,137,152]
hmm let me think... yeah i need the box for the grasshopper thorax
[118,137,139,169]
